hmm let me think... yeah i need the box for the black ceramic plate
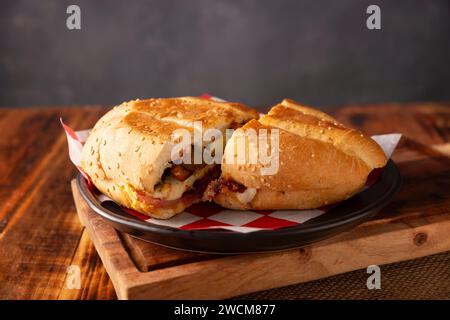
[77,160,401,254]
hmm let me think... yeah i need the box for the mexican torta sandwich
[81,97,259,219]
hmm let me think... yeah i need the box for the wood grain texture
[57,229,117,300]
[71,140,450,299]
[0,102,449,299]
[0,107,109,299]
[120,233,213,272]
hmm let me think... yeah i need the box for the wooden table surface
[0,102,449,300]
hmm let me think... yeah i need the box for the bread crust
[81,97,258,219]
[214,186,359,211]
[214,99,387,210]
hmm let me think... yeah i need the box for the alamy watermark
[66,265,81,289]
[366,265,381,289]
[170,122,280,175]
[366,5,381,30]
[66,5,81,30]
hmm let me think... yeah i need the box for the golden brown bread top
[128,97,259,131]
[260,99,387,170]
[278,98,338,123]
[220,99,387,193]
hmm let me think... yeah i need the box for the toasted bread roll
[213,99,387,210]
[81,97,258,219]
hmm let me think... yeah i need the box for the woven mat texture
[235,251,450,300]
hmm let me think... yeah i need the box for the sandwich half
[81,97,258,219]
[209,99,388,210]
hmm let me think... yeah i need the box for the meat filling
[138,165,221,209]
[158,120,247,185]
[220,178,247,193]
[203,178,247,201]
[169,165,192,181]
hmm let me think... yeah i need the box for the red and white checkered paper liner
[62,95,401,233]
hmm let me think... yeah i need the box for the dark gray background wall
[1,0,449,108]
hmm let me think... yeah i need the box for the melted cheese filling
[152,164,214,200]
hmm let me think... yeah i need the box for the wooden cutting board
[71,139,450,300]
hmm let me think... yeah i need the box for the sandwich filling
[138,121,250,207]
[136,165,221,210]
[129,140,223,211]
[203,178,257,204]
